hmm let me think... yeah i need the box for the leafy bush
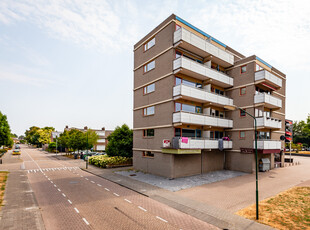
[88,155,132,168]
[0,149,7,158]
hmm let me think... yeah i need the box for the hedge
[88,155,132,168]
[0,149,7,158]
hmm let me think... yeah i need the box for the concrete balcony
[173,111,233,128]
[255,140,281,150]
[178,138,232,149]
[173,84,233,107]
[162,138,232,152]
[256,117,282,130]
[174,27,234,67]
[254,93,282,109]
[255,70,282,89]
[173,57,233,88]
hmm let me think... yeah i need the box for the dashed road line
[91,181,95,183]
[113,193,120,197]
[124,199,132,203]
[74,208,80,213]
[156,216,168,223]
[80,175,83,177]
[97,184,102,187]
[62,193,66,197]
[57,188,61,192]
[82,218,90,225]
[138,206,147,212]
[54,184,57,187]
[50,181,53,184]
[104,188,110,191]
[85,178,89,180]
[68,200,72,204]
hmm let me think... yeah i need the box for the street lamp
[224,105,259,220]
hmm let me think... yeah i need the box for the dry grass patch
[237,187,310,230]
[0,171,9,211]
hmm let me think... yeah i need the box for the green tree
[58,130,70,150]
[293,115,310,147]
[106,124,133,158]
[68,129,84,152]
[83,130,99,150]
[25,126,40,146]
[0,111,12,147]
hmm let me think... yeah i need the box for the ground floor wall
[133,150,225,178]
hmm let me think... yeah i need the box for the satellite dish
[280,135,285,141]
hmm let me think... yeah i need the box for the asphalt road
[22,146,218,230]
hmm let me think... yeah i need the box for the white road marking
[62,193,66,197]
[74,208,79,213]
[80,175,83,177]
[48,178,50,181]
[54,184,57,187]
[91,181,95,183]
[57,189,61,192]
[82,218,89,225]
[124,199,132,203]
[113,193,120,197]
[97,184,102,187]
[50,181,53,184]
[156,216,168,223]
[85,178,89,180]
[138,206,147,212]
[104,188,110,191]
[68,200,72,204]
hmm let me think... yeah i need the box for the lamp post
[86,131,89,169]
[224,105,259,220]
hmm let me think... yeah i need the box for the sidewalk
[0,151,45,230]
[71,158,273,230]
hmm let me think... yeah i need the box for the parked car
[12,148,21,155]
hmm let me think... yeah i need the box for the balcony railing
[173,111,233,128]
[255,70,282,89]
[256,116,282,129]
[173,84,233,107]
[174,27,234,67]
[254,93,282,109]
[173,57,234,88]
[254,140,281,150]
[165,137,232,150]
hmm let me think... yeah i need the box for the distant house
[64,126,113,152]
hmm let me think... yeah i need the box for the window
[240,87,246,95]
[175,102,181,112]
[142,151,154,157]
[143,83,155,94]
[143,106,155,116]
[241,65,247,73]
[256,64,263,71]
[175,77,202,88]
[183,79,196,88]
[143,60,155,73]
[219,111,224,118]
[143,129,154,137]
[175,77,182,85]
[215,88,224,95]
[240,109,246,117]
[175,128,181,137]
[239,131,245,139]
[144,37,155,51]
[258,131,270,140]
[182,104,196,113]
[210,131,224,139]
[175,50,182,58]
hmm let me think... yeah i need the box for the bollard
[0,159,2,164]
[86,157,88,169]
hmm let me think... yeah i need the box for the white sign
[163,139,171,148]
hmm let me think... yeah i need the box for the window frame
[143,37,155,52]
[143,60,155,73]
[240,87,246,96]
[143,106,155,116]
[241,65,247,74]
[143,83,155,95]
[239,131,246,139]
[142,151,154,158]
[240,109,246,117]
[143,129,154,137]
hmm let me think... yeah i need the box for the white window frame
[144,37,155,51]
[143,60,155,73]
[143,83,155,95]
[143,106,155,116]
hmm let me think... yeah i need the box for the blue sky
[0,0,309,135]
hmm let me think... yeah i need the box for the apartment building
[133,14,286,178]
[64,126,113,151]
